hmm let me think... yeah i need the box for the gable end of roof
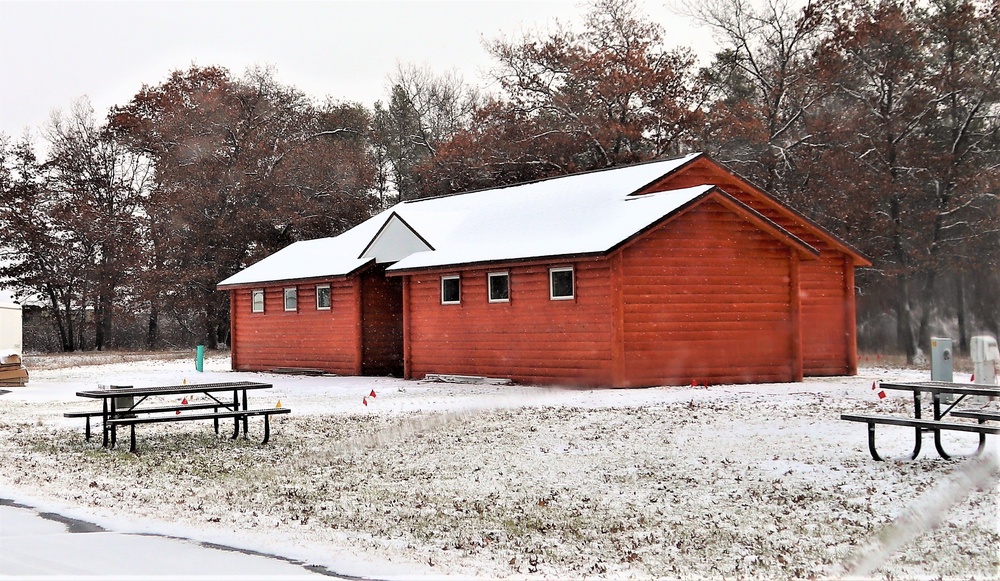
[611,186,820,259]
[358,212,435,262]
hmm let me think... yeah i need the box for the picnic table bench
[841,381,999,461]
[65,381,290,452]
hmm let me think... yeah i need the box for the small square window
[550,267,574,300]
[488,272,509,303]
[284,287,298,311]
[316,285,331,310]
[251,290,264,313]
[441,276,461,304]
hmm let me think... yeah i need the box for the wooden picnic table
[841,381,999,461]
[67,381,289,452]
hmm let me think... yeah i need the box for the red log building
[218,153,870,387]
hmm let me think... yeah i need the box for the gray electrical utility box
[930,337,953,382]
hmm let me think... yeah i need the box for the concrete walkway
[0,502,337,579]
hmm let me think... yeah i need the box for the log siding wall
[230,279,361,374]
[404,261,615,386]
[799,253,851,375]
[620,200,797,386]
[648,159,856,375]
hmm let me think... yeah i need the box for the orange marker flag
[370,389,377,398]
[275,400,282,409]
[181,398,188,405]
[878,390,887,399]
[363,397,368,407]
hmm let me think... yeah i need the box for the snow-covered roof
[219,153,709,287]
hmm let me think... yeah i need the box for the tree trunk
[956,273,967,355]
[896,277,916,363]
[94,288,112,351]
[146,301,159,350]
[203,299,219,350]
[47,286,72,352]
[917,270,938,355]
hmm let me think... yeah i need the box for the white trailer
[0,300,23,360]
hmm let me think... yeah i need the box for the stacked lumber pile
[0,354,28,386]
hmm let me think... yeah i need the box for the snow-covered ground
[0,354,997,579]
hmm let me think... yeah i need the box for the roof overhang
[216,259,376,291]
[385,251,610,277]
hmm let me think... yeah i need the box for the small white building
[0,297,23,359]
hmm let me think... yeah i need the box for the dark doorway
[360,265,404,376]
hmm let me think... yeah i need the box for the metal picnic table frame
[842,381,1000,461]
[73,381,275,448]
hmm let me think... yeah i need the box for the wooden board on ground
[270,367,330,376]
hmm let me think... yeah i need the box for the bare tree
[43,98,153,350]
[808,0,999,360]
[914,0,1000,352]
[685,0,830,191]
[0,135,92,351]
[110,66,377,348]
[418,0,705,195]
[372,64,480,203]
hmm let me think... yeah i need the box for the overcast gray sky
[0,1,713,140]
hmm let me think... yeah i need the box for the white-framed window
[441,275,461,305]
[283,287,298,312]
[488,272,510,303]
[316,285,331,310]
[251,289,264,313]
[549,267,575,300]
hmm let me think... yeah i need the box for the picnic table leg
[84,416,91,441]
[129,425,137,454]
[930,393,952,459]
[930,393,985,459]
[932,430,952,459]
[241,390,249,437]
[213,407,219,434]
[866,422,885,461]
[101,399,110,447]
[973,419,988,455]
[231,417,239,440]
[910,392,923,460]
[109,397,120,450]
[261,414,271,444]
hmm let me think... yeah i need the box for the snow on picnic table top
[218,154,706,286]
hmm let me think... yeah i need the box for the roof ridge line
[401,152,703,205]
